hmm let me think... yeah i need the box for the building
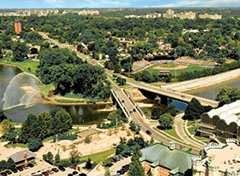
[198,100,240,143]
[193,138,240,176]
[199,13,222,20]
[140,143,193,176]
[14,20,23,34]
[176,11,196,20]
[8,150,36,166]
[163,9,175,19]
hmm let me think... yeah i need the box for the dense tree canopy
[11,42,29,62]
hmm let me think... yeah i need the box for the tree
[85,158,92,169]
[184,98,204,121]
[28,138,43,152]
[104,169,111,176]
[151,108,165,120]
[11,42,29,62]
[0,108,7,122]
[158,113,174,129]
[0,119,13,135]
[55,153,60,165]
[129,121,137,131]
[0,160,7,172]
[6,158,15,170]
[166,103,178,116]
[85,136,92,144]
[47,152,54,164]
[69,150,81,166]
[150,137,154,145]
[128,148,144,176]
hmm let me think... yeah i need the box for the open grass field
[145,63,207,77]
[0,58,39,74]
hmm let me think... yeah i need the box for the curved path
[174,113,205,149]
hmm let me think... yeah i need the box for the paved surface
[110,157,131,175]
[38,32,203,154]
[174,113,205,149]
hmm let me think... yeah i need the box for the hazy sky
[1,0,240,8]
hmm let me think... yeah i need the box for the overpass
[109,78,201,155]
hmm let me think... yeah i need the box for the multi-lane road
[38,32,205,154]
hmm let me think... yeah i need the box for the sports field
[145,63,207,76]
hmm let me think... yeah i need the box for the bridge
[109,78,201,154]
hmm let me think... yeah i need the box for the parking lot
[8,161,86,176]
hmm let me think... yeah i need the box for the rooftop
[140,143,192,174]
[8,150,36,163]
[202,142,240,173]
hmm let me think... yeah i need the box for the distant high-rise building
[14,20,23,34]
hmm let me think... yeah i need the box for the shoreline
[162,68,240,92]
[0,62,26,72]
[0,63,112,106]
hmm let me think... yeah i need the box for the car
[32,161,37,166]
[72,171,78,175]
[122,153,128,158]
[58,165,66,172]
[78,173,87,176]
[122,168,128,172]
[117,169,124,175]
[133,108,136,112]
[129,110,133,114]
[5,170,12,174]
[27,163,34,168]
[68,174,73,176]
[122,100,125,103]
[122,164,130,170]
[11,168,18,173]
[112,157,118,162]
[0,172,7,176]
[17,166,24,171]
[42,171,49,176]
[51,168,59,172]
[146,130,152,135]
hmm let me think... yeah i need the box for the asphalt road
[38,32,201,155]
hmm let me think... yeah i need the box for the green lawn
[163,127,183,141]
[145,63,206,77]
[188,126,198,135]
[4,143,28,148]
[0,58,39,74]
[187,120,201,127]
[80,148,115,164]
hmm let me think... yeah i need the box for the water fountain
[3,72,45,110]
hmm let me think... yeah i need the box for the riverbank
[0,62,26,72]
[162,68,240,92]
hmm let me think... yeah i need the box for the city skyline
[1,0,240,8]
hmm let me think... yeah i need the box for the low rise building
[140,143,194,176]
[8,150,36,166]
[193,139,240,176]
[198,100,240,142]
[199,13,222,20]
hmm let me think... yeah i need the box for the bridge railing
[111,90,130,118]
[123,89,146,118]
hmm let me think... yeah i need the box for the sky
[1,0,240,9]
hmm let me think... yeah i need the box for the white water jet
[3,72,44,110]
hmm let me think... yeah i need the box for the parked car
[51,168,59,172]
[146,130,152,135]
[117,169,125,175]
[58,165,66,172]
[78,173,87,176]
[122,153,128,158]
[42,171,49,176]
[72,171,78,175]
[27,163,34,168]
[133,108,136,112]
[32,161,38,166]
[68,174,73,176]
[5,170,12,174]
[122,100,125,103]
[0,172,7,176]
[17,166,24,171]
[11,168,18,173]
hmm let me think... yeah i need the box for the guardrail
[123,89,146,118]
[111,90,130,118]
